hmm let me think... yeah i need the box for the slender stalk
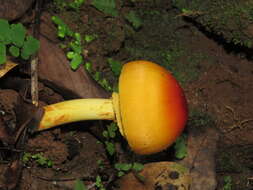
[31,58,38,106]
[38,99,115,131]
[31,0,42,106]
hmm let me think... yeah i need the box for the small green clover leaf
[22,152,32,163]
[125,11,142,30]
[69,41,82,54]
[31,153,53,167]
[10,23,26,47]
[108,58,122,76]
[52,16,73,38]
[69,0,85,10]
[0,19,11,44]
[74,179,88,190]
[95,175,106,190]
[132,162,144,172]
[107,122,117,138]
[74,33,81,44]
[223,176,232,190]
[67,51,75,59]
[84,62,92,73]
[91,0,118,17]
[69,53,83,70]
[93,71,101,81]
[98,78,112,91]
[114,162,144,177]
[115,163,133,171]
[0,19,39,63]
[84,34,97,43]
[21,36,40,60]
[174,134,187,159]
[117,171,125,177]
[23,153,53,167]
[102,123,117,139]
[105,141,115,156]
[9,45,20,57]
[0,43,6,64]
[102,130,109,138]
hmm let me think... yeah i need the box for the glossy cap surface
[119,60,188,154]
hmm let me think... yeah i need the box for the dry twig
[31,0,43,106]
[224,105,253,132]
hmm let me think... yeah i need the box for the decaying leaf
[0,60,17,78]
[118,162,191,190]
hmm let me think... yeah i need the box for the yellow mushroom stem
[38,93,124,135]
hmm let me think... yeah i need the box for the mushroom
[37,60,188,155]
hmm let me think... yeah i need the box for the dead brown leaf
[118,162,191,190]
[0,61,17,78]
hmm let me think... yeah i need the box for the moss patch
[123,8,213,85]
[172,0,253,48]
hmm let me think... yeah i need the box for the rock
[179,126,220,190]
[0,0,35,21]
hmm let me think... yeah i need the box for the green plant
[124,11,142,30]
[161,47,184,83]
[188,109,214,127]
[52,16,74,38]
[85,62,113,91]
[172,0,187,9]
[222,176,232,190]
[139,9,160,16]
[53,0,85,11]
[52,16,84,70]
[114,162,144,177]
[52,16,115,91]
[102,122,118,138]
[97,159,105,169]
[69,0,85,10]
[95,175,106,190]
[74,179,88,190]
[84,34,97,43]
[91,0,118,17]
[53,0,67,10]
[217,152,240,173]
[104,141,115,156]
[174,134,187,159]
[0,19,40,64]
[107,58,122,77]
[162,48,209,84]
[107,58,122,92]
[22,152,53,167]
[66,33,83,70]
[102,122,118,155]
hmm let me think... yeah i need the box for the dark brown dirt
[182,25,253,190]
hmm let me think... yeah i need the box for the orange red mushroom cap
[118,60,188,155]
